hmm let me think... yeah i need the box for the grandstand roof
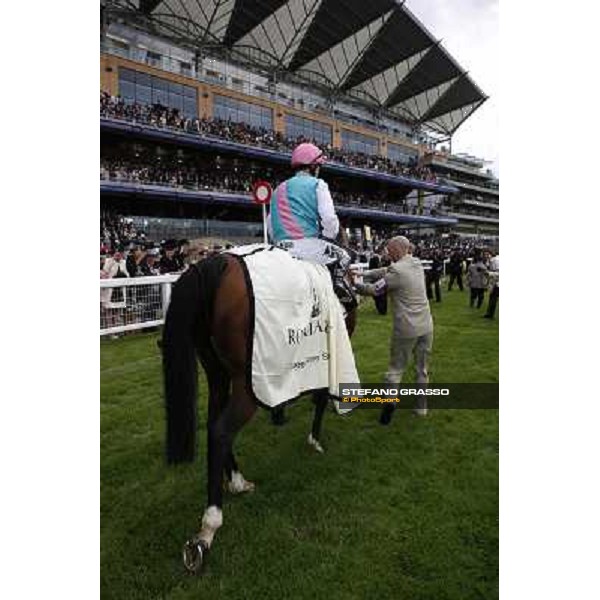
[104,0,487,136]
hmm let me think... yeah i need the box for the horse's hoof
[183,537,208,574]
[307,433,325,454]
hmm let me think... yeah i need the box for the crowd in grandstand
[404,232,496,256]
[101,158,252,193]
[102,208,494,266]
[101,91,438,183]
[100,155,442,217]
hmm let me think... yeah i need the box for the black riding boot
[327,262,358,312]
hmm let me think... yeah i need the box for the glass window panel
[136,84,152,104]
[152,77,169,92]
[342,130,378,155]
[169,82,183,95]
[120,68,136,83]
[169,93,183,112]
[136,72,152,87]
[214,95,226,108]
[183,97,197,117]
[152,88,169,106]
[118,80,135,101]
[183,85,197,99]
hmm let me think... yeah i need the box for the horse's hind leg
[190,376,256,561]
[308,389,328,453]
[203,351,255,495]
[203,361,249,491]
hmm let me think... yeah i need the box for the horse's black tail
[163,257,228,464]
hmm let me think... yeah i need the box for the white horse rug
[226,244,358,411]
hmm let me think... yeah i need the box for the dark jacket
[159,255,181,274]
[448,254,463,275]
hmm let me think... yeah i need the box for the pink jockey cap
[291,142,326,168]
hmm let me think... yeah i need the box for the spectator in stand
[447,251,464,291]
[176,239,190,271]
[126,241,147,277]
[141,247,161,276]
[484,254,499,319]
[159,239,182,274]
[467,251,489,309]
[101,247,129,284]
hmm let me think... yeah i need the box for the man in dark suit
[447,251,464,291]
[426,250,444,302]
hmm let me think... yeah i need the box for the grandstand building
[422,150,499,238]
[100,0,490,247]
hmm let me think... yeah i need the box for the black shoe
[379,406,394,425]
[483,314,493,319]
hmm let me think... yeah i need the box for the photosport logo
[338,383,499,409]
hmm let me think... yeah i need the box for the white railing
[100,274,179,336]
[99,259,451,336]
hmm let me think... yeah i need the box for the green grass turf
[101,285,498,600]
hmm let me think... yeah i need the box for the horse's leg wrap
[198,505,223,549]
[308,391,328,453]
[227,471,256,494]
[307,433,325,454]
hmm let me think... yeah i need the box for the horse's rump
[226,244,358,408]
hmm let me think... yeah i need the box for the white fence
[100,274,179,336]
[99,259,452,336]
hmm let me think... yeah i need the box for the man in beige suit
[354,236,434,424]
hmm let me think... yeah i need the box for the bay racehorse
[162,249,357,573]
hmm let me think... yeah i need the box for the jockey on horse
[268,142,357,312]
[162,143,361,573]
